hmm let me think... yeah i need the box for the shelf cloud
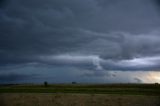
[0,0,160,83]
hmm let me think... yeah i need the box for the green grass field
[0,84,160,106]
[0,83,160,95]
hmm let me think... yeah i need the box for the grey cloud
[0,0,160,83]
[154,0,160,10]
[81,71,110,78]
[102,56,160,71]
[1,0,160,66]
[0,0,5,8]
[38,54,160,71]
[134,78,142,83]
[0,73,37,83]
[38,54,102,72]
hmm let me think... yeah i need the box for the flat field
[0,84,160,106]
[0,84,160,95]
[0,93,160,106]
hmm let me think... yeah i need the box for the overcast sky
[1,0,160,84]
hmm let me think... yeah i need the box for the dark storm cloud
[0,0,5,7]
[0,73,36,83]
[0,0,160,83]
[154,0,160,9]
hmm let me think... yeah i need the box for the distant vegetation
[0,83,160,95]
[44,81,48,87]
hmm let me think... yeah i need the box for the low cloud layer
[0,73,37,83]
[39,54,160,71]
[0,0,160,83]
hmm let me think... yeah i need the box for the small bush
[44,81,48,87]
[72,82,77,84]
[155,83,159,86]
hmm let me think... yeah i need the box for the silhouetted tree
[44,81,48,87]
[72,81,77,84]
[155,83,159,86]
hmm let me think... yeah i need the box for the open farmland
[0,84,160,95]
[0,84,160,106]
[0,93,160,106]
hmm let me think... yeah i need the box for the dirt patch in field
[0,93,159,106]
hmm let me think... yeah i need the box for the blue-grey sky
[1,0,160,84]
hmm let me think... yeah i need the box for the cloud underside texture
[0,0,160,83]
